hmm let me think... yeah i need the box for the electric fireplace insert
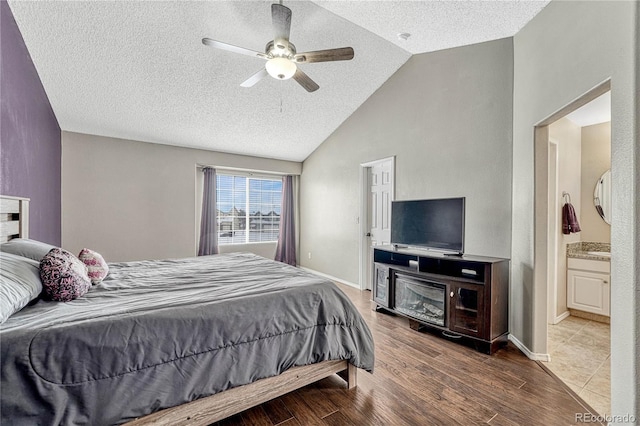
[394,273,446,327]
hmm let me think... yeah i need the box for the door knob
[366,232,372,237]
[450,291,454,298]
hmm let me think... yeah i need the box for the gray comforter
[0,253,374,425]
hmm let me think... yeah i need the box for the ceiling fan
[202,2,354,93]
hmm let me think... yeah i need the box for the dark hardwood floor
[213,283,601,426]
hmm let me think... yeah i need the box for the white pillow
[0,252,42,324]
[0,238,56,262]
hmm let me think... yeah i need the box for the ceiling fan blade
[240,68,268,88]
[294,47,354,64]
[293,68,319,93]
[202,38,268,59]
[271,4,292,43]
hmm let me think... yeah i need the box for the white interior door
[369,161,392,246]
[364,159,393,290]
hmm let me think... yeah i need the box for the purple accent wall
[1,1,61,245]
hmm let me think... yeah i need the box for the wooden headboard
[0,195,30,242]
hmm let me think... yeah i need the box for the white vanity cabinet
[567,258,610,316]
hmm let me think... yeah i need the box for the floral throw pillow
[40,248,91,302]
[78,248,109,284]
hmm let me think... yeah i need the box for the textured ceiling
[314,0,550,54]
[8,0,410,162]
[8,1,549,162]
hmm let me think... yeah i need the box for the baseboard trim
[508,334,551,362]
[553,311,570,324]
[568,309,610,324]
[299,267,360,290]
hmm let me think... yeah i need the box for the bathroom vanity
[566,242,611,317]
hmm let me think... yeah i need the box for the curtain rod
[196,164,300,176]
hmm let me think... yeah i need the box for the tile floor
[543,315,611,416]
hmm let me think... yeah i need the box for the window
[216,174,282,244]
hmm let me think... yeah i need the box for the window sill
[218,241,278,246]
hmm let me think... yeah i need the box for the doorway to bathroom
[534,81,612,416]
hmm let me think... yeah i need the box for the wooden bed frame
[0,195,29,242]
[0,195,358,425]
[128,361,356,425]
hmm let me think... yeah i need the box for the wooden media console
[371,246,510,354]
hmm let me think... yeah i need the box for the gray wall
[549,117,582,319]
[1,1,61,245]
[300,38,513,284]
[62,131,300,262]
[513,0,638,418]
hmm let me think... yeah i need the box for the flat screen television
[390,197,465,254]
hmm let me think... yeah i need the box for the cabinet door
[373,264,390,308]
[567,270,610,316]
[449,283,485,338]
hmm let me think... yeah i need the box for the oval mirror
[593,169,611,225]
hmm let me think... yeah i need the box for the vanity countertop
[567,242,611,261]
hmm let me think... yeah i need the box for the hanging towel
[562,202,581,234]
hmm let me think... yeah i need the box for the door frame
[532,79,610,356]
[546,139,562,325]
[358,156,395,290]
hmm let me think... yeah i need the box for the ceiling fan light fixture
[202,2,353,92]
[265,57,297,80]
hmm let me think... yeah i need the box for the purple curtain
[275,175,296,266]
[198,168,219,256]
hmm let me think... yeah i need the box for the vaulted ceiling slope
[314,1,550,55]
[8,1,549,162]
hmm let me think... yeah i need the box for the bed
[0,195,374,425]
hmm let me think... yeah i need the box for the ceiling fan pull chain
[280,81,283,113]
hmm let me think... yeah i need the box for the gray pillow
[0,238,56,262]
[0,252,43,324]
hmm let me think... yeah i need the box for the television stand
[371,245,509,354]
